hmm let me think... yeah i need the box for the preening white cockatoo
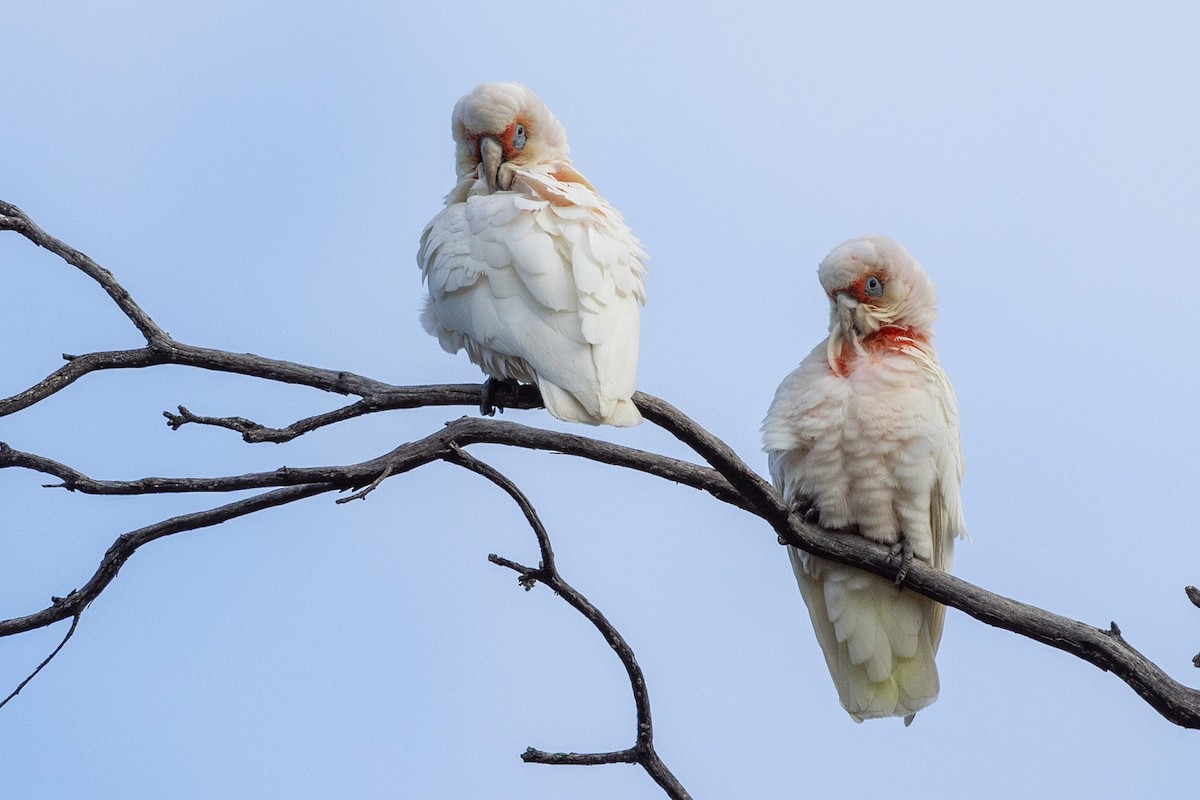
[418,82,647,426]
[762,235,967,724]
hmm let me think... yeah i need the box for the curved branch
[0,348,161,417]
[0,483,336,638]
[636,392,783,513]
[0,200,167,343]
[446,447,691,800]
[634,394,1200,730]
[0,340,393,417]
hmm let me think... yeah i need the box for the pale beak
[479,135,504,193]
[834,292,861,338]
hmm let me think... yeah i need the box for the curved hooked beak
[825,292,864,376]
[479,136,505,193]
[833,292,861,338]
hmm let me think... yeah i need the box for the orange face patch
[497,118,531,159]
[843,274,886,304]
[463,117,531,162]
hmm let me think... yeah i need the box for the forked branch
[446,446,691,799]
[4,197,1200,800]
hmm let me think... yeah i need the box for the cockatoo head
[818,235,939,369]
[450,82,570,193]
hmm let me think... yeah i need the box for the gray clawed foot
[480,379,497,417]
[790,499,822,526]
[480,377,518,417]
[479,378,542,417]
[888,537,913,586]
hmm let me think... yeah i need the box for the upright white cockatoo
[762,235,967,724]
[418,82,647,426]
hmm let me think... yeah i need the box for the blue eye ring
[864,275,885,298]
[512,124,527,150]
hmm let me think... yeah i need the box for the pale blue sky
[3,3,1198,798]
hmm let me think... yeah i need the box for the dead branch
[0,422,746,508]
[631,394,1200,729]
[0,482,339,638]
[0,614,80,710]
[446,446,691,799]
[4,197,1200,800]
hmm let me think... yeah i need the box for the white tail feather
[791,550,941,722]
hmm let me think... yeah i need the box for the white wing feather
[419,169,646,426]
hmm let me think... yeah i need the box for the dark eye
[864,275,884,298]
[512,124,527,150]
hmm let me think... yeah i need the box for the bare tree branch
[0,337,545,420]
[0,614,80,710]
[446,446,692,800]
[0,483,336,638]
[4,194,1199,800]
[334,464,394,504]
[0,200,167,343]
[164,401,380,443]
[520,748,639,766]
[0,348,163,416]
[0,421,746,509]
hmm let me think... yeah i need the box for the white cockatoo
[762,235,967,724]
[418,82,647,426]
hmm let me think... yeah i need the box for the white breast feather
[419,169,646,426]
[764,336,966,722]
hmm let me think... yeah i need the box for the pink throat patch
[833,326,928,376]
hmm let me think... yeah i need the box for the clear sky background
[2,2,1198,798]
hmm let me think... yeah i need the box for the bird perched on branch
[418,82,647,426]
[762,235,967,723]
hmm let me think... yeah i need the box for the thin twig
[335,465,394,504]
[163,385,542,443]
[0,614,81,710]
[446,445,556,571]
[165,401,378,443]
